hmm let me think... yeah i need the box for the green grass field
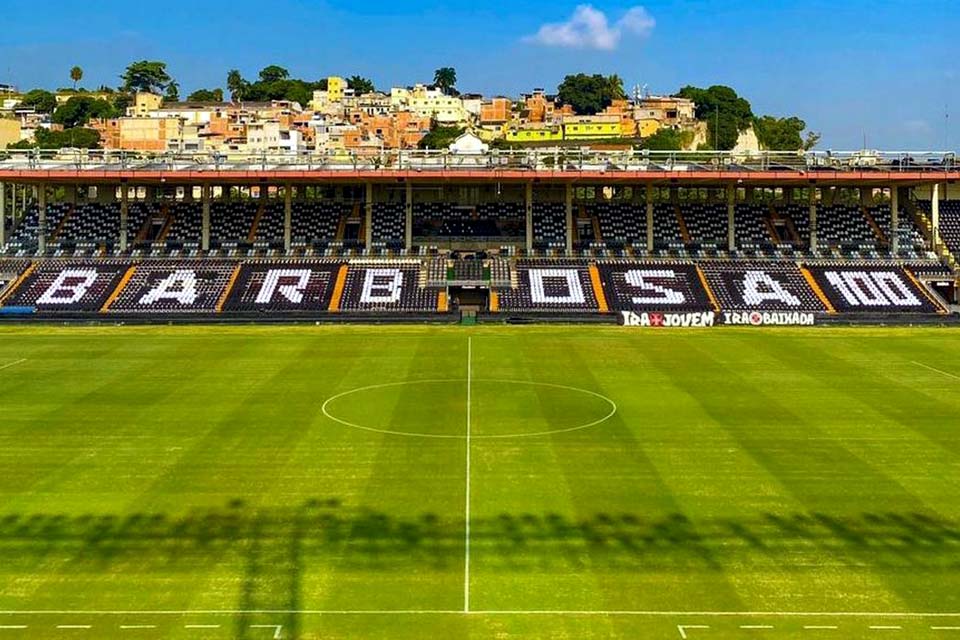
[1,325,959,639]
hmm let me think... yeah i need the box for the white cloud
[524,5,655,51]
[904,119,932,134]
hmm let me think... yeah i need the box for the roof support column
[645,184,654,254]
[37,184,46,254]
[525,182,533,253]
[201,184,211,252]
[404,181,413,252]
[364,182,373,251]
[284,183,292,253]
[119,182,129,252]
[726,183,736,253]
[565,183,573,254]
[0,182,6,248]
[889,186,899,255]
[808,187,818,253]
[931,182,940,250]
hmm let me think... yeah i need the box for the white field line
[678,624,709,638]
[0,358,26,372]
[55,625,91,629]
[0,626,27,630]
[184,624,220,629]
[464,336,472,614]
[250,624,283,639]
[0,610,959,617]
[119,625,156,629]
[912,361,960,381]
[869,626,902,630]
[741,625,774,629]
[931,627,960,630]
[804,626,839,630]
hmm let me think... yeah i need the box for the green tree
[433,67,457,95]
[111,93,132,116]
[19,89,58,114]
[258,65,289,83]
[675,85,753,151]
[187,88,224,102]
[164,81,180,102]
[227,69,247,101]
[121,60,172,94]
[638,128,690,151]
[70,66,83,90]
[417,120,464,149]
[52,96,117,128]
[753,115,813,151]
[557,73,622,115]
[8,127,101,150]
[347,75,376,94]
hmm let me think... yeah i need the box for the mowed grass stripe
[0,326,959,639]
[657,333,959,612]
[319,333,466,613]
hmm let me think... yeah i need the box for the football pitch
[1,325,959,639]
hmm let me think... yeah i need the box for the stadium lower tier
[0,258,951,318]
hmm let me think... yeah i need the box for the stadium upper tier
[0,149,957,182]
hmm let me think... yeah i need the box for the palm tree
[227,69,245,102]
[70,66,83,90]
[433,67,457,95]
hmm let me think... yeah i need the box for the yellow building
[505,124,563,143]
[327,76,346,102]
[638,118,660,137]
[562,115,622,140]
[0,118,21,148]
[128,92,164,117]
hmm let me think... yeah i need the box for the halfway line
[0,359,26,372]
[912,361,960,381]
[464,336,472,613]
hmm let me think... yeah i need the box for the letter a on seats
[139,269,199,305]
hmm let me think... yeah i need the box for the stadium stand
[597,261,713,312]
[337,261,439,311]
[497,261,599,312]
[814,204,877,253]
[700,262,827,312]
[210,200,258,245]
[917,200,960,258]
[2,260,131,312]
[3,203,70,254]
[223,262,341,312]
[652,203,682,252]
[292,202,348,248]
[531,203,566,249]
[106,261,236,313]
[682,202,728,247]
[371,203,405,246]
[804,263,944,313]
[592,202,645,248]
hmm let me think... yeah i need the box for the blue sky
[1,0,956,150]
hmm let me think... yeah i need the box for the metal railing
[0,148,955,173]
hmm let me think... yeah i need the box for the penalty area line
[0,359,26,372]
[911,361,960,381]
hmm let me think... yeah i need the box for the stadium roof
[0,149,956,185]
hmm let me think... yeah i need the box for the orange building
[480,97,511,125]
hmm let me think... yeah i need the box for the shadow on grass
[1,503,960,633]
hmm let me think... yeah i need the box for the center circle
[321,379,617,439]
